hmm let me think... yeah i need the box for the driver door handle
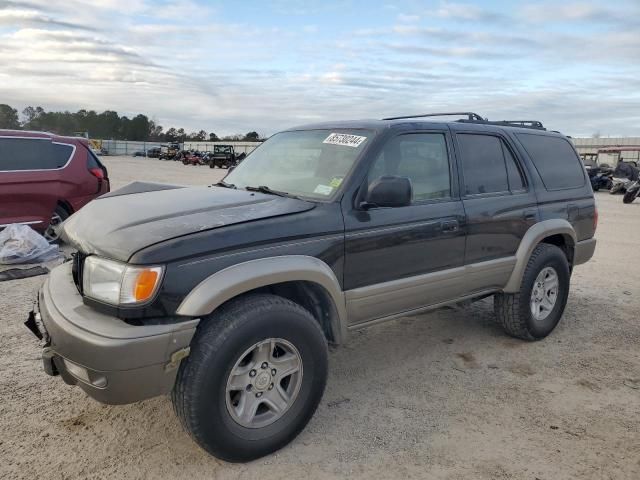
[441,220,459,233]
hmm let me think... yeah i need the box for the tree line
[0,104,261,142]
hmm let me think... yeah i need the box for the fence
[100,140,261,156]
[571,137,640,164]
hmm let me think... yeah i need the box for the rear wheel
[494,244,570,340]
[43,204,69,243]
[172,294,328,462]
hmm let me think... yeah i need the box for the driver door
[342,130,467,325]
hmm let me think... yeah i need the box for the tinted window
[52,143,74,167]
[0,138,72,171]
[503,143,525,191]
[517,134,585,190]
[369,133,450,202]
[458,134,509,195]
[86,147,103,169]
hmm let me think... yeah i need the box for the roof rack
[382,112,546,130]
[458,119,545,130]
[382,112,486,121]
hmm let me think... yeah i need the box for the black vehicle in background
[146,147,161,158]
[30,112,597,463]
[209,144,246,168]
[581,154,613,191]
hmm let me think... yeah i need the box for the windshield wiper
[245,185,299,199]
[214,181,236,189]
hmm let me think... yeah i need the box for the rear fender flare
[503,219,577,293]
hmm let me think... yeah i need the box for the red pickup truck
[0,130,110,241]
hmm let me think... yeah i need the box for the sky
[0,0,639,137]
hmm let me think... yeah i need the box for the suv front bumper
[29,262,199,405]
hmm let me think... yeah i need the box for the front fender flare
[176,255,347,343]
[503,219,577,293]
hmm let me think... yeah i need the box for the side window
[503,143,525,191]
[0,138,70,171]
[86,147,104,169]
[369,133,451,202]
[516,133,585,190]
[457,134,509,195]
[52,143,74,168]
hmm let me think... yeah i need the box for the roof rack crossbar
[382,112,486,121]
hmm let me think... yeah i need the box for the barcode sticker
[323,133,367,148]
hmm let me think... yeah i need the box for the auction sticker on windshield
[323,133,367,148]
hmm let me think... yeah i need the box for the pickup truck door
[342,130,467,325]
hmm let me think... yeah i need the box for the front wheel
[494,244,570,340]
[623,186,640,204]
[172,294,328,462]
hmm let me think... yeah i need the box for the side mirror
[362,176,412,209]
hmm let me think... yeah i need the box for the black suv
[28,112,596,462]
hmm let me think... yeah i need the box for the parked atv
[610,161,639,194]
[182,151,205,166]
[209,145,238,169]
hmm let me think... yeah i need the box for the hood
[62,182,314,262]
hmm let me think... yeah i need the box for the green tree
[149,121,164,141]
[22,106,44,128]
[127,114,150,141]
[0,104,20,129]
[243,131,260,141]
[165,127,178,142]
[208,132,219,141]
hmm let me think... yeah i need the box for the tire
[172,293,328,462]
[623,187,639,204]
[43,204,70,243]
[209,162,215,169]
[494,244,570,341]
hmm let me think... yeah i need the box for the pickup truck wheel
[494,244,570,341]
[171,293,328,462]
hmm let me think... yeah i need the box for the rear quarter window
[516,134,585,190]
[0,138,73,171]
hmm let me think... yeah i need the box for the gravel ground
[1,156,639,479]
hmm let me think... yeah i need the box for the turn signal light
[134,269,160,302]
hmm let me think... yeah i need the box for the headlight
[82,256,164,306]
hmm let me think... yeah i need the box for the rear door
[451,126,538,268]
[0,137,72,230]
[342,129,467,324]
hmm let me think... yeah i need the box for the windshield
[215,145,232,154]
[224,129,373,200]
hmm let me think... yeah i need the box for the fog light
[63,359,90,383]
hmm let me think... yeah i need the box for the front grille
[71,251,86,294]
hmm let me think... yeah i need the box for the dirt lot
[1,156,639,479]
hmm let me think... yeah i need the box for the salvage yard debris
[0,224,60,265]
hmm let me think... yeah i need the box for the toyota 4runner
[26,112,597,462]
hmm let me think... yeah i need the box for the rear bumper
[574,238,596,266]
[33,262,199,405]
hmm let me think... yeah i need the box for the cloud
[0,0,639,136]
[397,13,420,23]
[520,2,640,27]
[0,8,93,30]
[434,2,505,22]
